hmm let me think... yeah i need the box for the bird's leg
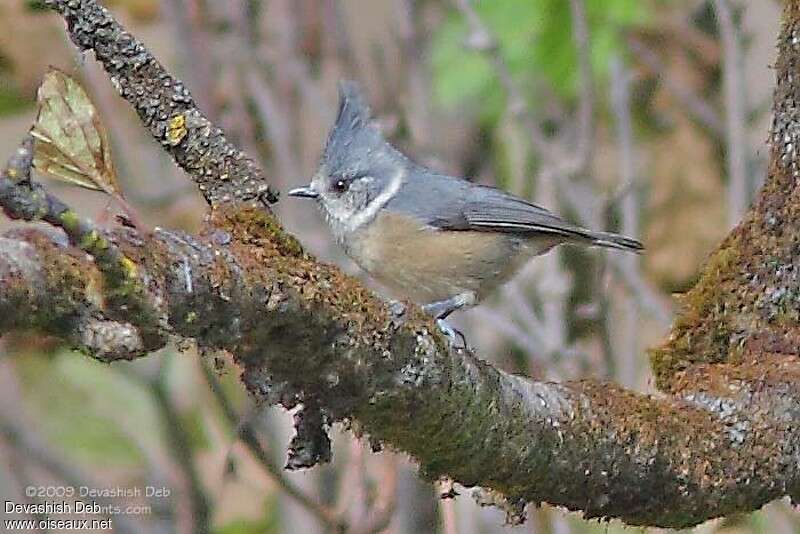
[435,319,467,349]
[422,292,476,349]
[422,292,476,320]
[387,300,407,318]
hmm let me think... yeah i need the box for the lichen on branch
[43,0,279,207]
[0,0,797,528]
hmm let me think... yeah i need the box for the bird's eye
[332,178,349,194]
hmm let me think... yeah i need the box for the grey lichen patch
[78,318,145,361]
[683,391,751,445]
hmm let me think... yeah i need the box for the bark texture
[1,0,799,528]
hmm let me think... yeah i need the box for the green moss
[213,206,305,259]
[58,209,82,235]
[649,239,743,389]
[20,238,96,334]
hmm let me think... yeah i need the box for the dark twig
[149,362,212,534]
[568,0,595,176]
[627,36,725,136]
[0,415,142,534]
[451,0,667,326]
[610,57,642,387]
[43,0,278,206]
[200,361,344,531]
[452,0,552,155]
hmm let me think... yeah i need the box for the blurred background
[0,0,795,532]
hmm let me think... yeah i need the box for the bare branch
[0,415,143,534]
[713,0,751,226]
[200,362,344,531]
[43,0,278,206]
[568,0,595,176]
[610,57,642,387]
[450,1,668,326]
[147,365,211,534]
[627,36,725,136]
[452,0,552,155]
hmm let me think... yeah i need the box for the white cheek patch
[346,167,405,233]
[324,202,351,228]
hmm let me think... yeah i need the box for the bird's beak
[287,185,319,199]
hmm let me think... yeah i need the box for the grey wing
[383,171,472,229]
[387,172,581,235]
[462,185,643,251]
[462,185,578,235]
[385,173,642,251]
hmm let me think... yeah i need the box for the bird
[289,81,642,341]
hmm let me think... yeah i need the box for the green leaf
[432,0,648,121]
[214,494,279,534]
[15,352,158,466]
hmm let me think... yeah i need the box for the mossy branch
[0,135,164,353]
[1,202,799,527]
[0,0,795,528]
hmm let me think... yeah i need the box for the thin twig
[713,0,750,227]
[245,69,299,188]
[149,361,212,534]
[397,0,434,150]
[627,35,724,136]
[569,0,595,176]
[611,56,642,387]
[451,0,668,327]
[452,0,552,155]
[200,361,344,532]
[349,454,398,534]
[0,361,144,534]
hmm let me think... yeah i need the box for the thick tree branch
[2,198,798,527]
[0,136,165,353]
[0,0,798,528]
[42,0,278,206]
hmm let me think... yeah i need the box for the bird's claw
[436,319,467,349]
[388,299,407,318]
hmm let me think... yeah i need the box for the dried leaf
[30,68,122,197]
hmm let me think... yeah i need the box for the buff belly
[341,211,559,305]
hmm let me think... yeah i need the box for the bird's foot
[422,292,476,320]
[387,299,408,329]
[436,319,467,350]
[388,299,407,318]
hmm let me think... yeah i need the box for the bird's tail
[586,230,643,252]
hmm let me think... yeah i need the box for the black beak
[287,186,319,199]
